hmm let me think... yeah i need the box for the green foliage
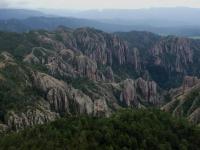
[54,32,63,41]
[147,65,184,89]
[112,64,139,81]
[0,32,35,58]
[65,77,100,98]
[28,63,48,73]
[0,63,44,117]
[0,32,24,52]
[0,109,199,150]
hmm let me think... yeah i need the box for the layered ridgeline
[0,27,200,132]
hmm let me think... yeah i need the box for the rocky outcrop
[5,101,59,131]
[0,52,17,70]
[126,48,141,71]
[25,48,105,81]
[71,89,93,115]
[23,47,55,65]
[25,28,200,89]
[3,27,200,131]
[115,78,161,107]
[162,76,200,125]
[182,76,200,89]
[0,124,8,134]
[188,108,200,125]
[35,27,141,71]
[93,98,110,117]
[103,66,114,82]
[72,28,141,70]
[32,71,94,115]
[73,52,98,80]
[150,37,193,73]
[120,79,137,106]
[136,78,159,105]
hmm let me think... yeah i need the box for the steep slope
[0,57,161,131]
[162,76,200,125]
[0,27,200,132]
[117,33,200,88]
[1,27,199,89]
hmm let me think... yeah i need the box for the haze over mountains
[45,7,200,26]
[0,9,45,20]
[1,7,200,36]
[0,5,200,149]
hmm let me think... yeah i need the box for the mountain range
[0,8,200,149]
[1,8,200,36]
[0,26,200,133]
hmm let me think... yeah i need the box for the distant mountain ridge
[50,7,200,26]
[0,16,132,32]
[0,9,45,20]
[1,8,200,36]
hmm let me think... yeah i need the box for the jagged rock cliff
[32,71,94,115]
[1,27,200,132]
[23,28,200,88]
[150,37,193,73]
[117,78,161,107]
[33,27,141,73]
[0,51,162,131]
[162,76,200,125]
[6,101,59,131]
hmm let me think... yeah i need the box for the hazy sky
[1,0,200,9]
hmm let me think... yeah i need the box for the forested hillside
[0,109,199,150]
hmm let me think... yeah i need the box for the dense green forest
[0,109,199,150]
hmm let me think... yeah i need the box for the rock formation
[1,27,200,132]
[118,78,161,107]
[162,76,200,125]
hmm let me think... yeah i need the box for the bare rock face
[51,27,141,70]
[1,53,162,132]
[0,124,8,134]
[120,79,137,106]
[136,78,159,105]
[93,99,110,117]
[46,49,77,78]
[32,71,94,115]
[5,101,59,131]
[188,108,200,125]
[74,53,98,80]
[46,87,69,113]
[118,78,161,107]
[24,28,142,83]
[182,76,200,89]
[70,89,93,115]
[25,48,101,81]
[150,37,193,73]
[23,47,55,65]
[0,52,17,70]
[104,66,114,82]
[126,48,141,71]
[162,76,200,125]
[3,27,200,133]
